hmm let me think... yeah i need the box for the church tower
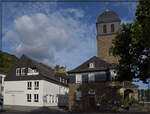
[96,10,121,64]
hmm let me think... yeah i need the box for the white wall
[0,74,5,97]
[4,80,43,107]
[42,80,69,106]
[4,80,69,107]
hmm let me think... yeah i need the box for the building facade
[0,73,5,97]
[0,73,5,110]
[68,10,138,112]
[68,56,121,111]
[96,10,120,64]
[4,55,69,107]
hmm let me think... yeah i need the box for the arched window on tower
[103,25,107,33]
[111,24,115,32]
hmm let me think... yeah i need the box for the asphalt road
[1,112,150,114]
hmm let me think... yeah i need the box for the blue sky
[2,1,149,89]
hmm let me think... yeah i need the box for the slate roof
[5,55,68,87]
[97,10,121,24]
[68,56,116,73]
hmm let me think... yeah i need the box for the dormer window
[60,77,62,82]
[111,24,115,32]
[103,24,107,33]
[89,62,94,68]
[27,67,39,76]
[62,78,65,83]
[16,68,20,76]
[21,68,26,76]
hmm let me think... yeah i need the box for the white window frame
[88,73,95,82]
[27,82,32,90]
[27,94,31,102]
[55,96,58,103]
[89,62,94,68]
[34,81,39,90]
[34,94,39,102]
[21,67,26,76]
[49,95,52,103]
[52,95,54,103]
[16,68,20,76]
[60,77,61,82]
[76,74,82,83]
[27,67,39,76]
[62,78,65,83]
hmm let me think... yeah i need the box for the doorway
[89,96,96,109]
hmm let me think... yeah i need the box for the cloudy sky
[2,1,148,89]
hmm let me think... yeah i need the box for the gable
[5,55,68,87]
[68,56,116,73]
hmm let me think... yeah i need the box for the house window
[111,24,115,32]
[27,82,32,90]
[103,24,107,33]
[76,74,82,83]
[27,67,39,76]
[62,79,65,83]
[34,94,39,102]
[21,68,26,76]
[16,68,20,76]
[49,95,52,103]
[52,96,54,103]
[60,77,61,82]
[27,94,31,102]
[34,81,39,90]
[76,90,82,100]
[88,73,95,82]
[55,96,58,103]
[89,62,94,68]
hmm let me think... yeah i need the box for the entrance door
[89,97,96,109]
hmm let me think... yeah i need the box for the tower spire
[106,0,109,11]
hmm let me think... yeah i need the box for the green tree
[110,0,150,83]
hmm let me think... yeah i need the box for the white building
[0,73,5,110]
[4,55,69,107]
[0,73,5,97]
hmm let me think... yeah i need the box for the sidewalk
[3,105,68,113]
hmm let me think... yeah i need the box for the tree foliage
[0,51,18,74]
[110,0,150,83]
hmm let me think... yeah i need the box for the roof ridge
[21,54,54,72]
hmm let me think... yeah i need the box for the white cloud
[121,18,133,24]
[64,8,84,18]
[4,9,96,68]
[3,30,16,41]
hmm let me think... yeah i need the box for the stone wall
[69,83,121,112]
[97,34,119,64]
